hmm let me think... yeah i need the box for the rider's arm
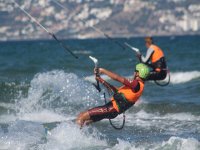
[96,76,118,92]
[140,48,154,63]
[97,69,139,91]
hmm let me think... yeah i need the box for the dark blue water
[0,35,200,150]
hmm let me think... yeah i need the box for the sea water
[0,35,200,150]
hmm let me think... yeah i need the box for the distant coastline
[0,34,199,42]
[0,0,200,41]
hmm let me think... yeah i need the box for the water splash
[16,70,101,117]
[39,122,107,150]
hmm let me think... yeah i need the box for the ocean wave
[169,71,200,84]
[84,71,200,84]
[0,114,16,124]
[131,99,200,114]
[0,70,199,150]
[0,120,45,150]
[0,119,199,150]
[0,110,73,124]
[108,137,200,150]
[0,81,29,89]
[0,102,15,110]
[73,50,92,55]
[130,110,200,122]
[108,109,200,135]
[18,110,73,123]
[40,122,107,150]
[0,70,102,124]
[16,70,101,115]
[0,120,107,150]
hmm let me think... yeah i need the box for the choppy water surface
[0,36,200,150]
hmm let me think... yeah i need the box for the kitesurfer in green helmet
[76,63,150,127]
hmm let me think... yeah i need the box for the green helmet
[135,63,150,79]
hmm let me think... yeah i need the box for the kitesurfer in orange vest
[76,63,150,127]
[137,37,167,81]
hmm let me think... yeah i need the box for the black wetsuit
[139,46,167,81]
[147,57,167,80]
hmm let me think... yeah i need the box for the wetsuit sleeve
[123,79,139,90]
[141,48,154,63]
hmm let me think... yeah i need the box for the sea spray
[0,120,45,150]
[16,70,101,118]
[39,122,107,150]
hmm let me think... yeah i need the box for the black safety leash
[94,71,125,130]
[103,91,125,130]
[154,69,171,86]
[94,69,101,92]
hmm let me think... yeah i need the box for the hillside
[0,0,200,41]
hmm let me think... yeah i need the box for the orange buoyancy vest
[111,81,144,112]
[150,44,164,63]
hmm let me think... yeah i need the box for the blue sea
[0,35,200,150]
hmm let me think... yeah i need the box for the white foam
[18,110,73,123]
[0,121,107,150]
[0,111,68,123]
[73,50,92,54]
[0,102,15,110]
[170,71,200,84]
[0,120,45,150]
[132,110,200,122]
[16,70,101,116]
[159,136,200,150]
[133,97,148,107]
[39,122,107,150]
[0,110,73,124]
[1,120,199,150]
[107,137,200,150]
[163,112,199,121]
[1,70,200,149]
[0,114,17,123]
[109,109,200,135]
[106,139,140,150]
[0,70,102,124]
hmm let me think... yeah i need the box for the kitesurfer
[136,37,167,81]
[76,63,150,127]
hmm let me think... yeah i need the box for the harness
[113,92,134,113]
[103,92,126,130]
[95,75,129,130]
[148,57,171,86]
[154,68,170,86]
